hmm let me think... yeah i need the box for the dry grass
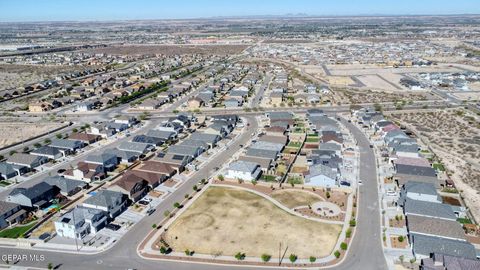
[164,186,341,258]
[31,220,55,237]
[270,189,324,209]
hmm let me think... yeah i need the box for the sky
[0,0,479,22]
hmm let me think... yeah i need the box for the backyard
[162,186,341,258]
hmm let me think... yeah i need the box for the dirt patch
[0,121,65,148]
[271,189,325,209]
[163,186,341,258]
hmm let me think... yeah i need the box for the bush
[334,250,341,258]
[261,254,271,262]
[152,224,157,229]
[164,210,171,217]
[349,219,356,227]
[340,242,348,250]
[289,254,297,263]
[309,256,316,263]
[234,252,246,260]
[346,228,352,238]
[160,246,167,254]
[185,249,194,256]
[398,235,404,242]
[173,202,181,208]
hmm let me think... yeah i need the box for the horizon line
[1,13,480,24]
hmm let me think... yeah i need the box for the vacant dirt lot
[333,88,431,104]
[389,110,480,222]
[164,186,341,258]
[0,121,64,148]
[84,44,249,56]
[271,189,325,209]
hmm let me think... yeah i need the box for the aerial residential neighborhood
[0,1,480,270]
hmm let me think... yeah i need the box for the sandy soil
[0,122,64,148]
[164,186,341,258]
[270,189,325,209]
[333,88,430,104]
[389,110,480,222]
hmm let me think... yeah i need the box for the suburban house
[109,174,148,202]
[30,146,63,160]
[0,201,27,229]
[304,163,338,187]
[90,123,116,138]
[135,161,176,178]
[394,164,439,187]
[117,141,154,154]
[65,161,106,182]
[44,176,87,197]
[146,130,177,142]
[410,233,476,260]
[398,181,440,206]
[49,139,84,153]
[421,253,480,269]
[132,135,164,146]
[6,182,59,209]
[225,161,262,181]
[245,148,278,162]
[84,153,119,171]
[54,206,107,239]
[68,133,101,145]
[403,199,457,221]
[124,170,166,188]
[406,215,467,241]
[189,132,220,148]
[7,153,48,169]
[167,145,203,159]
[82,190,127,219]
[0,162,20,180]
[103,148,138,164]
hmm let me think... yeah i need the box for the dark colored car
[106,223,121,231]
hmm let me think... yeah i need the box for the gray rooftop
[245,148,278,160]
[396,164,437,177]
[404,199,456,220]
[83,190,124,208]
[411,233,476,259]
[44,176,87,195]
[228,160,260,173]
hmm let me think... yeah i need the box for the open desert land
[325,63,465,76]
[0,121,65,148]
[388,110,480,222]
[451,91,480,101]
[332,88,433,104]
[83,44,250,56]
[0,64,98,91]
[163,186,342,258]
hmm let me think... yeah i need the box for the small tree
[152,224,157,229]
[217,174,224,181]
[261,254,271,262]
[44,138,51,144]
[200,178,206,185]
[173,202,181,208]
[160,246,167,254]
[309,256,316,264]
[251,180,257,186]
[185,249,194,256]
[192,185,198,192]
[9,150,17,156]
[326,191,331,199]
[164,210,171,217]
[398,235,404,242]
[289,254,297,263]
[334,250,341,258]
[340,242,348,250]
[234,252,246,260]
[56,133,63,139]
[34,143,42,148]
[47,263,53,270]
[346,228,352,238]
[184,194,190,199]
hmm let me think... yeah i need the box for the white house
[54,206,107,239]
[225,161,261,181]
